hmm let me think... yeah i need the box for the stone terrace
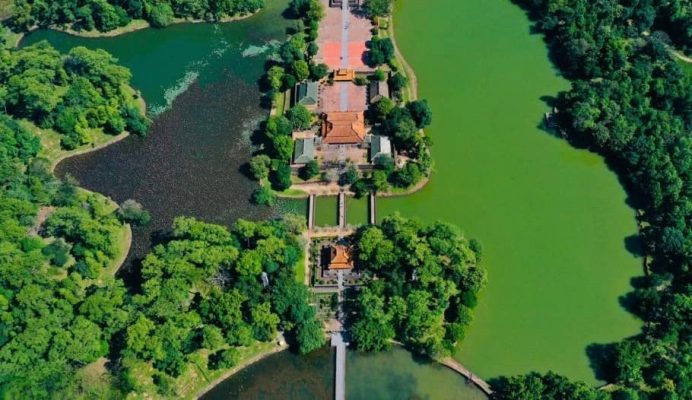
[319,82,368,113]
[316,0,374,71]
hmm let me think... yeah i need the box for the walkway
[310,226,355,238]
[308,194,316,230]
[332,270,347,400]
[369,192,376,224]
[338,0,350,111]
[331,331,347,400]
[338,192,346,228]
[439,358,493,396]
[670,48,692,63]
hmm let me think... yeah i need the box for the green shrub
[42,239,71,267]
[251,187,277,207]
[300,160,320,180]
[209,348,241,370]
[118,199,151,226]
[149,4,174,28]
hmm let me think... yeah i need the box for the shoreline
[278,173,430,200]
[48,131,130,173]
[671,49,692,63]
[388,10,419,102]
[11,9,261,47]
[190,344,288,399]
[100,221,132,281]
[43,88,146,275]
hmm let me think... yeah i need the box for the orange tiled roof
[329,245,354,270]
[333,68,355,81]
[322,112,366,144]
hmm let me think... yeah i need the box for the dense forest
[0,110,132,397]
[7,0,264,32]
[347,215,486,357]
[0,30,322,397]
[116,217,324,395]
[0,41,148,148]
[492,1,691,399]
[0,167,323,397]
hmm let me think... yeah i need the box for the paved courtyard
[316,144,368,165]
[319,82,368,112]
[317,0,373,71]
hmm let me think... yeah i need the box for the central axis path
[332,331,347,400]
[338,0,350,111]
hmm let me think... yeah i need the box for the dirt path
[388,13,419,101]
[671,49,692,63]
[28,206,56,236]
[285,173,429,198]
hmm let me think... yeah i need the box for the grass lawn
[274,90,286,115]
[60,19,150,38]
[0,0,12,21]
[273,89,291,116]
[24,119,128,170]
[96,221,131,284]
[123,340,279,400]
[295,249,306,283]
[345,195,368,226]
[677,58,692,78]
[24,84,145,169]
[314,196,338,227]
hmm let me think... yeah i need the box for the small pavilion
[293,138,315,164]
[368,79,390,104]
[328,245,354,270]
[333,69,356,82]
[294,81,319,110]
[370,135,392,162]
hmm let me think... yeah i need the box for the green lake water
[345,196,369,226]
[200,347,488,400]
[200,347,335,400]
[384,0,642,383]
[347,347,488,400]
[315,196,338,227]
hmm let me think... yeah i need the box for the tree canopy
[119,217,323,386]
[347,215,486,357]
[8,0,265,32]
[0,111,132,396]
[0,41,148,149]
[363,0,392,19]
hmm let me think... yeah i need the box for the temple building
[369,135,392,162]
[293,138,315,164]
[294,81,319,110]
[322,112,366,144]
[327,245,354,270]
